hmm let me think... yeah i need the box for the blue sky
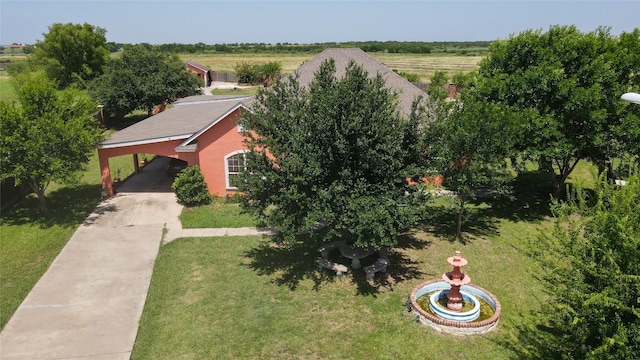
[1,1,639,45]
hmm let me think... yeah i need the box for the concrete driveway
[0,157,183,360]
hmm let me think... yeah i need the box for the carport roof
[100,95,254,149]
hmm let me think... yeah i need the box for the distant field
[373,53,482,83]
[181,53,311,75]
[0,52,483,94]
[180,53,483,83]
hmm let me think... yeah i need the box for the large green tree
[0,73,103,213]
[30,22,110,88]
[522,170,640,359]
[422,71,521,237]
[476,26,640,198]
[91,44,202,118]
[239,59,427,249]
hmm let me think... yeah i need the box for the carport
[98,95,253,197]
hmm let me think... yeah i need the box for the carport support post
[98,149,114,198]
[133,154,140,174]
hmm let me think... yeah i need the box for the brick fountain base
[408,279,501,336]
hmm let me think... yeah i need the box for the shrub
[527,169,640,359]
[171,165,211,206]
[392,69,420,83]
[233,61,260,84]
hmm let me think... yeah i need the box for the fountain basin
[409,280,501,336]
[429,290,480,322]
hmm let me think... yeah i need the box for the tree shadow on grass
[106,112,149,130]
[242,235,323,291]
[243,171,557,295]
[415,203,499,245]
[0,184,102,229]
[415,171,556,243]
[493,316,563,360]
[243,229,432,295]
[488,171,554,222]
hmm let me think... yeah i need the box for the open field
[372,53,482,82]
[180,53,483,83]
[0,52,482,88]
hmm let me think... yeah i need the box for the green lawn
[179,199,257,228]
[132,168,570,359]
[132,208,549,359]
[0,74,17,103]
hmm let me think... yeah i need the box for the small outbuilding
[186,61,212,87]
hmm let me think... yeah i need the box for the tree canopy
[0,73,103,213]
[30,22,110,88]
[234,61,282,86]
[475,25,640,198]
[239,59,427,249]
[421,71,521,236]
[90,44,203,118]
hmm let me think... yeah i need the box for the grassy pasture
[372,53,482,82]
[180,53,483,83]
[181,53,312,75]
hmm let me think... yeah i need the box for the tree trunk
[456,196,465,238]
[550,172,561,200]
[540,157,562,200]
[30,177,48,214]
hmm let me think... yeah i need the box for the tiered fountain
[408,251,501,335]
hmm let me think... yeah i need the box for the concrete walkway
[0,158,270,360]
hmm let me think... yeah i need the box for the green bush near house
[171,165,211,207]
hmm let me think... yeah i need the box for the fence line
[412,82,427,91]
[212,71,237,83]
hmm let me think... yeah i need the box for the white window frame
[225,150,249,190]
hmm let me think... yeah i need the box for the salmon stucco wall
[98,140,187,197]
[196,108,248,196]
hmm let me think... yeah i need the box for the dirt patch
[204,81,253,95]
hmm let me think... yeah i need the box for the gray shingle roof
[186,61,210,72]
[292,48,427,116]
[100,95,253,148]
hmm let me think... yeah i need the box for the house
[97,48,427,197]
[98,95,253,197]
[186,61,212,87]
